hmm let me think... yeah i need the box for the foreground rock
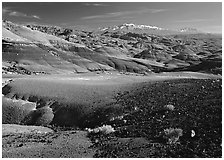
[2,124,53,135]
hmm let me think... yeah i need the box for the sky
[2,2,222,33]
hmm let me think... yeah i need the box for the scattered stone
[17,143,23,147]
[95,139,99,143]
[191,130,196,137]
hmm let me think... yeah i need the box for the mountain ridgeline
[2,21,222,75]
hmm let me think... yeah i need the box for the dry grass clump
[163,128,183,144]
[87,125,115,135]
[164,104,175,111]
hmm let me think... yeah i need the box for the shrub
[87,125,115,135]
[164,104,175,111]
[163,128,183,144]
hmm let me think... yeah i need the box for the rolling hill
[2,20,222,75]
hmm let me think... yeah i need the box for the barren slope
[3,21,222,75]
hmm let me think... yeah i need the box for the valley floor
[2,71,222,158]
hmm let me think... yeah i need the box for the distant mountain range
[99,23,203,35]
[179,27,200,33]
[100,23,165,31]
[2,20,222,75]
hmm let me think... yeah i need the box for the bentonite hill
[2,20,222,75]
[2,11,222,158]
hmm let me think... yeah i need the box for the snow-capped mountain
[100,23,165,31]
[99,23,205,35]
[99,23,206,35]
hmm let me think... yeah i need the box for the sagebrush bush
[87,125,115,135]
[164,104,175,111]
[163,128,183,144]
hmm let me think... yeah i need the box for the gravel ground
[2,126,95,158]
[88,78,222,158]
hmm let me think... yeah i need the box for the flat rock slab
[2,124,53,135]
[2,125,95,158]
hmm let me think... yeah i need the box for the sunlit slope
[3,21,222,75]
[2,27,29,42]
[2,21,152,74]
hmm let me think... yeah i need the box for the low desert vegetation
[86,125,115,135]
[164,104,175,111]
[163,128,183,144]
